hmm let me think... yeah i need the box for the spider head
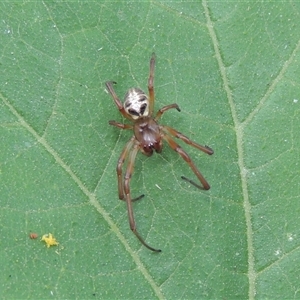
[124,88,149,119]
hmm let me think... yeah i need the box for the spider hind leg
[123,141,161,252]
[162,130,212,190]
[181,176,207,190]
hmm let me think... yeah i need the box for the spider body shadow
[105,53,213,252]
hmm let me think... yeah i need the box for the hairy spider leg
[106,81,133,121]
[162,131,211,190]
[124,142,161,252]
[155,103,181,121]
[148,53,155,115]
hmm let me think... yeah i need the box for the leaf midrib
[202,1,255,298]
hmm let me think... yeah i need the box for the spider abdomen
[124,88,149,119]
[134,117,162,155]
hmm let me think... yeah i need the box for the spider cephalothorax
[105,53,213,252]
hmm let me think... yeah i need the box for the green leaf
[1,1,300,299]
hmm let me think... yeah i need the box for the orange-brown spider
[105,53,213,252]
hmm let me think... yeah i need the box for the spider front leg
[124,142,161,252]
[155,103,181,121]
[162,132,212,190]
[105,81,133,121]
[148,53,155,115]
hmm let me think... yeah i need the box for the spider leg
[155,104,181,121]
[105,81,133,121]
[148,53,155,115]
[116,136,144,202]
[162,125,214,155]
[116,137,135,200]
[162,133,211,190]
[124,142,161,252]
[109,120,133,130]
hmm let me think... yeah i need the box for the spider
[105,53,213,252]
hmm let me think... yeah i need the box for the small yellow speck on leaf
[41,233,59,248]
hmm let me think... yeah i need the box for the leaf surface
[1,1,300,299]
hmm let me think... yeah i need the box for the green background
[1,1,300,299]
